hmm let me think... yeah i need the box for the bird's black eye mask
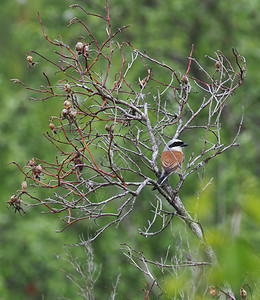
[168,141,183,147]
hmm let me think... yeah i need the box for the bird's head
[165,138,188,152]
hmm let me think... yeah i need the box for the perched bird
[152,138,188,190]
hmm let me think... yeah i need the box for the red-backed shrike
[152,138,188,190]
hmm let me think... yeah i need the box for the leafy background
[0,0,259,299]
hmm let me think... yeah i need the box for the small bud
[21,181,27,191]
[64,100,71,109]
[64,83,71,93]
[26,55,33,63]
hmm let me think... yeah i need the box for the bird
[152,138,188,190]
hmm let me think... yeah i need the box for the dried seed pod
[69,108,77,118]
[140,78,147,86]
[8,195,17,206]
[240,286,247,299]
[26,55,33,63]
[74,153,84,173]
[35,164,43,174]
[62,108,69,118]
[105,124,111,132]
[33,164,43,180]
[21,181,27,191]
[49,122,55,130]
[32,167,39,179]
[64,100,71,109]
[215,61,221,69]
[209,286,217,297]
[182,75,189,84]
[75,42,84,54]
[64,83,71,93]
[84,45,89,53]
[28,158,36,167]
[8,195,25,214]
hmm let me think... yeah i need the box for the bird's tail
[152,172,168,191]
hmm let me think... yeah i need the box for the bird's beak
[182,143,188,147]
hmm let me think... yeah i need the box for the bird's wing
[161,150,184,174]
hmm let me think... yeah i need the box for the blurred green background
[0,0,259,299]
